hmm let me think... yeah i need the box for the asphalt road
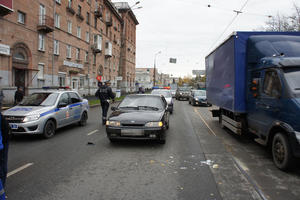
[5,100,300,200]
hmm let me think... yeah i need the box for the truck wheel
[78,111,88,126]
[272,133,294,170]
[43,120,55,139]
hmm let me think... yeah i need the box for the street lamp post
[153,51,161,87]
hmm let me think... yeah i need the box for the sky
[113,0,297,77]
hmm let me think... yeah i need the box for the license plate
[121,129,144,136]
[10,124,18,130]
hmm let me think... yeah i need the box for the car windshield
[19,93,59,106]
[118,95,164,110]
[194,90,206,96]
[178,87,190,92]
[151,90,172,98]
[283,67,300,96]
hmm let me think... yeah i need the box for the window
[76,48,80,60]
[59,93,69,105]
[87,0,91,4]
[85,51,88,62]
[86,12,90,24]
[86,32,90,43]
[93,54,96,65]
[66,45,72,58]
[263,71,282,98]
[55,13,60,28]
[67,20,72,33]
[78,5,81,15]
[58,74,66,87]
[38,34,45,51]
[69,92,81,103]
[39,4,46,25]
[56,0,61,4]
[77,26,81,38]
[54,40,59,55]
[94,16,97,29]
[37,64,44,79]
[80,76,84,88]
[68,0,72,8]
[18,11,25,24]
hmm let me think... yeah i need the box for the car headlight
[195,98,199,101]
[145,121,163,127]
[179,92,183,95]
[23,114,40,123]
[106,121,121,127]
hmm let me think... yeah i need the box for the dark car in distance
[188,90,212,106]
[106,94,170,144]
[175,87,191,100]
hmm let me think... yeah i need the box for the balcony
[105,17,112,27]
[76,13,84,21]
[66,6,75,15]
[37,15,54,33]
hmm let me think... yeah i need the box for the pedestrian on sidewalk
[0,113,9,200]
[95,81,115,125]
[14,86,24,105]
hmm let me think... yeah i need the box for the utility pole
[153,51,161,87]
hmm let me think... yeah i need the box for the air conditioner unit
[92,34,102,53]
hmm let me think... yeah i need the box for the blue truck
[206,31,300,170]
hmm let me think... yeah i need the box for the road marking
[193,108,217,136]
[7,163,34,177]
[87,129,98,136]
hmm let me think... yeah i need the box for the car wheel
[189,100,191,104]
[78,111,88,126]
[109,138,118,143]
[158,132,166,144]
[43,120,55,139]
[272,132,294,170]
[192,100,196,106]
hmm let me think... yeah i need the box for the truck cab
[247,57,300,169]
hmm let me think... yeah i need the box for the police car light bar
[42,86,71,90]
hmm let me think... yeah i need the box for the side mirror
[111,106,117,111]
[58,102,68,108]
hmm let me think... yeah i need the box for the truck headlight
[145,121,163,127]
[23,114,40,123]
[106,121,121,127]
[295,131,300,143]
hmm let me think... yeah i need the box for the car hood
[194,95,207,100]
[2,106,53,116]
[109,110,164,124]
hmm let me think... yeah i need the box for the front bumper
[8,119,46,135]
[194,99,209,106]
[106,126,164,140]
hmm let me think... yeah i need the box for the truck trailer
[206,31,300,170]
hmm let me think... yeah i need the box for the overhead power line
[207,0,251,54]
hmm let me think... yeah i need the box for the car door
[68,92,83,122]
[248,70,282,136]
[56,93,71,127]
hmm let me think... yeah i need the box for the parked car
[151,89,174,114]
[2,90,89,138]
[175,87,191,100]
[189,90,211,106]
[106,94,170,144]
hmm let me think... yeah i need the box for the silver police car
[2,90,89,138]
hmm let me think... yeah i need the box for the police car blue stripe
[40,109,56,117]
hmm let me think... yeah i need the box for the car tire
[189,100,191,104]
[158,133,166,144]
[43,120,55,139]
[192,100,196,106]
[109,138,117,143]
[272,132,294,170]
[78,111,88,126]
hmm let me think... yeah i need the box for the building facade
[0,0,138,104]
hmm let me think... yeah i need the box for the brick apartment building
[0,0,138,104]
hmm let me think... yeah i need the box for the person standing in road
[14,86,24,105]
[0,113,9,199]
[95,81,115,125]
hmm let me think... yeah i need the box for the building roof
[113,2,139,25]
[104,0,123,22]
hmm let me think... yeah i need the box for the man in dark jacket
[95,81,115,125]
[14,86,24,105]
[0,113,9,188]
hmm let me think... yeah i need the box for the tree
[264,3,300,31]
